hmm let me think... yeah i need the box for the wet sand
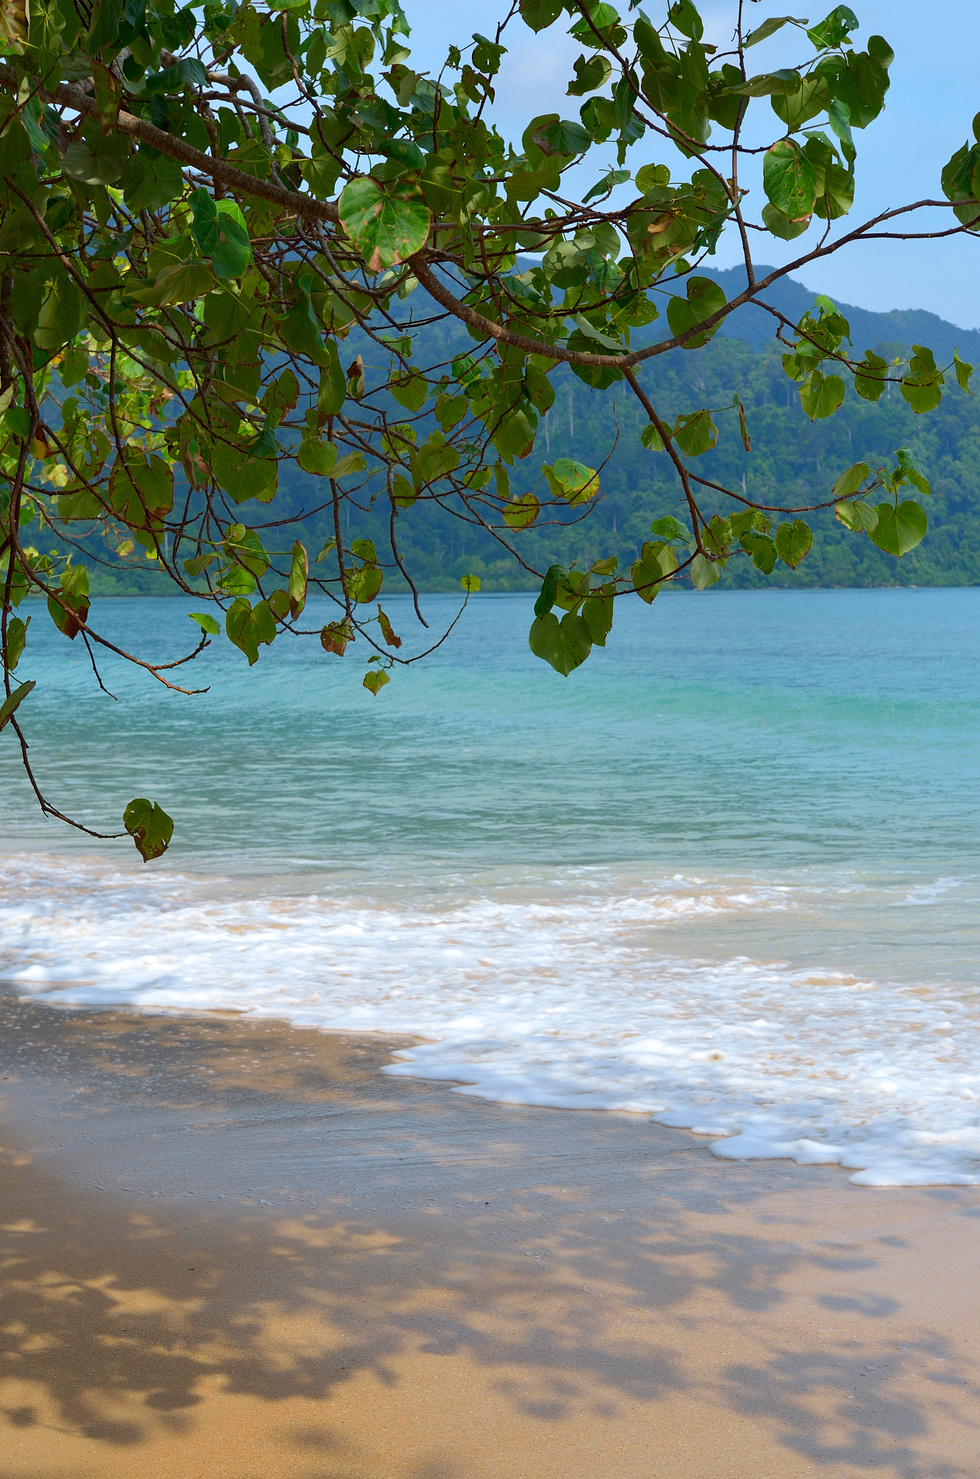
[1,992,978,1478]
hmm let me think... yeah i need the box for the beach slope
[1,997,978,1478]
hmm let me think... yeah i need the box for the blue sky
[403,1,980,327]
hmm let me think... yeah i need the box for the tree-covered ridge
[85,279,980,597]
[3,0,980,853]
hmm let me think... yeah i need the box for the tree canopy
[1,0,977,857]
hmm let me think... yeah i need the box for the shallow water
[2,588,979,1185]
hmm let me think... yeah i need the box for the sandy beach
[1,992,978,1478]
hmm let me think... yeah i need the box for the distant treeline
[80,277,980,597]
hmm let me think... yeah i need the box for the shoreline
[2,995,979,1477]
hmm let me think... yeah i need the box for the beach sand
[0,992,978,1478]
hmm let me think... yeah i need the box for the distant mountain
[700,264,980,364]
[82,263,980,598]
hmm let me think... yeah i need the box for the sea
[2,586,980,1188]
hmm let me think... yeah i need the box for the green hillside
[83,274,980,597]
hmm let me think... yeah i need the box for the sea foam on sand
[3,852,980,1188]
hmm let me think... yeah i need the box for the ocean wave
[2,851,980,1188]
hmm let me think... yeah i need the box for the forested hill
[89,269,980,596]
[700,265,980,366]
[331,267,980,594]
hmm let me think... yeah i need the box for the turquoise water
[3,588,980,1184]
[4,587,980,873]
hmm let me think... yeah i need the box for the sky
[402,0,980,327]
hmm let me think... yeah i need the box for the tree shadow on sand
[1,996,979,1477]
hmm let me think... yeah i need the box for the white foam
[3,852,980,1187]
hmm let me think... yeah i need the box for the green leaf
[331,452,367,479]
[740,531,777,573]
[800,369,845,419]
[35,276,84,352]
[807,5,859,49]
[62,134,129,185]
[297,436,338,476]
[855,350,888,402]
[188,612,221,635]
[955,349,974,393]
[763,139,817,219]
[835,500,878,532]
[347,563,383,604]
[109,452,174,519]
[666,276,726,349]
[47,563,90,639]
[689,552,719,590]
[732,392,751,451]
[289,540,308,617]
[733,69,807,97]
[225,596,277,664]
[869,501,927,556]
[123,151,185,213]
[827,98,853,152]
[668,0,703,40]
[211,439,278,504]
[390,371,427,412]
[554,570,590,613]
[503,493,540,529]
[529,117,592,157]
[318,342,347,420]
[131,261,214,307]
[895,447,931,497]
[59,345,89,387]
[634,162,670,194]
[0,679,36,731]
[460,574,482,593]
[491,405,536,462]
[640,422,665,453]
[4,615,29,670]
[222,525,270,580]
[831,461,870,498]
[413,436,460,486]
[519,0,564,31]
[774,519,813,568]
[762,201,811,239]
[377,138,426,171]
[542,458,599,504]
[363,668,391,695]
[583,585,614,645]
[280,294,332,367]
[901,346,945,413]
[339,177,431,273]
[631,541,673,602]
[745,15,807,46]
[191,190,252,278]
[528,611,592,675]
[534,563,567,617]
[673,409,717,456]
[651,516,691,540]
[123,798,174,863]
[0,116,31,176]
[146,57,207,92]
[569,55,614,97]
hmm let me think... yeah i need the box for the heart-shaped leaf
[775,519,813,567]
[763,138,817,220]
[869,501,927,556]
[339,177,431,273]
[192,191,252,278]
[123,797,174,862]
[528,611,592,675]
